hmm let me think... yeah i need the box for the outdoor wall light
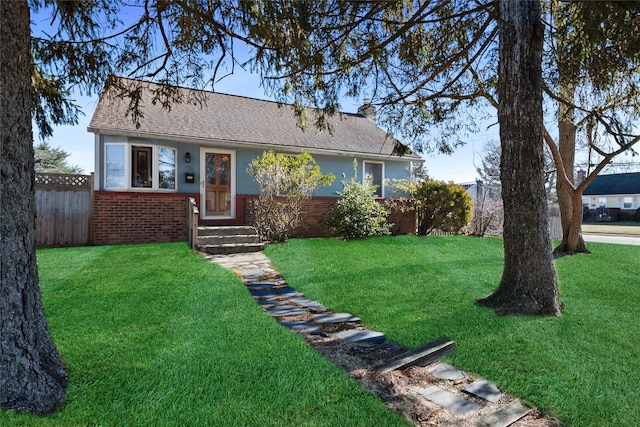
[185,152,191,163]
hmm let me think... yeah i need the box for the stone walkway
[205,251,556,427]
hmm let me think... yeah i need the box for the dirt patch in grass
[583,223,640,236]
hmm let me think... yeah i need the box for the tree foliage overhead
[544,0,640,165]
[243,0,498,152]
[30,0,499,153]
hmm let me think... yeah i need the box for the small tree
[247,150,334,243]
[34,142,83,174]
[328,160,391,240]
[468,185,504,237]
[391,179,472,236]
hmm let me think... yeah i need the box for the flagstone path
[205,251,559,427]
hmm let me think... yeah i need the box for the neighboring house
[459,180,501,204]
[88,77,421,245]
[582,172,640,222]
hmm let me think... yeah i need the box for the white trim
[94,134,101,191]
[89,129,421,162]
[200,148,236,220]
[103,142,178,192]
[363,160,385,198]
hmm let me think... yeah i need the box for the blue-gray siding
[96,135,415,197]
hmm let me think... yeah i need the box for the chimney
[576,169,586,185]
[358,98,376,120]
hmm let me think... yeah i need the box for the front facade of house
[88,78,420,245]
[582,172,640,221]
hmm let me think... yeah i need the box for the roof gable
[583,172,640,196]
[88,77,420,160]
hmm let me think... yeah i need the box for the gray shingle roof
[583,172,640,195]
[88,77,420,160]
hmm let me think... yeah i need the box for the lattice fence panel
[35,173,91,189]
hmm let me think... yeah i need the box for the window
[132,146,152,187]
[104,143,177,191]
[623,197,633,209]
[598,198,607,208]
[105,144,126,189]
[363,161,384,197]
[158,147,176,189]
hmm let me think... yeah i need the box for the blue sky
[40,69,498,183]
[31,5,497,183]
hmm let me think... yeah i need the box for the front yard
[266,235,640,427]
[3,235,638,426]
[1,243,407,427]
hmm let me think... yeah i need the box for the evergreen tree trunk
[554,80,589,255]
[476,1,562,316]
[1,0,68,413]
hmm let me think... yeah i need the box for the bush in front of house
[389,178,472,236]
[248,150,334,242]
[327,160,392,240]
[633,207,640,222]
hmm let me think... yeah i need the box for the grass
[1,243,408,427]
[265,235,640,427]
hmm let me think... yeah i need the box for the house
[459,180,501,204]
[88,77,421,245]
[582,172,640,221]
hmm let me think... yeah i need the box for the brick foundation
[92,191,198,245]
[92,192,416,245]
[241,195,415,238]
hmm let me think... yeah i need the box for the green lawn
[265,235,640,427]
[1,243,408,427]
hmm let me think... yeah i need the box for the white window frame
[622,196,634,209]
[103,142,177,191]
[598,197,607,208]
[363,160,385,198]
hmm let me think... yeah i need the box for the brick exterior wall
[92,192,416,245]
[92,191,198,245]
[241,195,415,238]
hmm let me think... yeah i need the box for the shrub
[468,185,504,237]
[390,178,472,236]
[327,161,392,240]
[633,207,640,222]
[248,150,334,242]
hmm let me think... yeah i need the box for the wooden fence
[35,173,93,247]
[548,204,562,240]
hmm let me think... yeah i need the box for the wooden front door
[204,151,232,217]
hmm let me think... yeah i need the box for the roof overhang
[87,127,423,162]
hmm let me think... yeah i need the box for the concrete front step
[198,242,264,255]
[196,226,263,255]
[198,225,258,237]
[197,234,261,245]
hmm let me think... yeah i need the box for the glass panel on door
[205,153,231,216]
